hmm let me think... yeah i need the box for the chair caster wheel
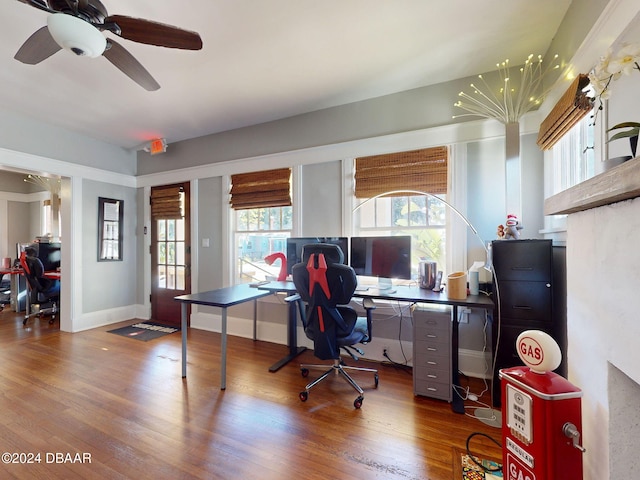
[354,396,364,409]
[374,373,379,388]
[301,368,309,378]
[299,391,308,402]
[23,319,28,326]
[49,318,54,325]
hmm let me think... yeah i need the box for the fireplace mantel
[545,156,640,215]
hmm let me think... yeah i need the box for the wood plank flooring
[0,310,503,479]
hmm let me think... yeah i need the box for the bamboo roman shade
[354,146,448,198]
[537,74,592,150]
[151,185,183,219]
[230,168,292,210]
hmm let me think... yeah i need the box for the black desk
[175,284,271,390]
[261,281,494,414]
[257,281,307,372]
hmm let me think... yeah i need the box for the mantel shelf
[545,156,640,215]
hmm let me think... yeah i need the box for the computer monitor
[285,237,349,274]
[38,242,61,271]
[349,235,412,280]
[20,242,61,271]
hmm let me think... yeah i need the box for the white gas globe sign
[516,330,561,374]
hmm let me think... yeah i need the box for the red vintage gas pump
[500,330,586,480]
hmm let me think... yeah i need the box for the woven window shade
[354,146,448,198]
[537,74,592,150]
[151,185,183,219]
[230,168,292,210]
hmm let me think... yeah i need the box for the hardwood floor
[0,310,503,479]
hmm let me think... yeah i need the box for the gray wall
[197,176,224,293]
[82,178,138,313]
[0,110,136,175]
[7,201,32,259]
[301,160,343,236]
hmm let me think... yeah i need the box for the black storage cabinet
[491,239,563,407]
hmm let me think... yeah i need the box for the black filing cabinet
[491,239,558,406]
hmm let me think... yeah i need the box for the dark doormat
[107,321,180,342]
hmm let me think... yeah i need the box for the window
[234,207,292,283]
[551,114,595,195]
[353,194,446,281]
[353,147,449,280]
[230,168,293,284]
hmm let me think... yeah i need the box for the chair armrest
[284,293,307,328]
[362,297,376,311]
[361,297,376,339]
[284,293,301,303]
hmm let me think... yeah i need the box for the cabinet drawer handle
[427,374,438,379]
[426,334,437,338]
[427,387,438,392]
[512,305,532,310]
[427,347,438,352]
[427,361,438,365]
[511,267,533,271]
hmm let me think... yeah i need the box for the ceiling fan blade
[103,39,160,91]
[16,0,55,14]
[104,15,202,50]
[14,26,62,65]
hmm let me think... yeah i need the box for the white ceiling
[1,0,572,150]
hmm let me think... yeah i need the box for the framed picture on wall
[98,197,123,261]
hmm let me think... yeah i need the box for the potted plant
[608,121,639,159]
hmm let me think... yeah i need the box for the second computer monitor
[286,237,349,274]
[349,235,412,280]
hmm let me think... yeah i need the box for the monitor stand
[377,277,391,290]
[375,277,395,293]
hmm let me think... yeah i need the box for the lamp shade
[47,13,106,58]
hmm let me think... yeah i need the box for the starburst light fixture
[23,174,61,195]
[454,54,560,124]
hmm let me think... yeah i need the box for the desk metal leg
[252,299,257,341]
[268,296,306,372]
[181,302,188,378]
[221,307,228,390]
[451,305,464,414]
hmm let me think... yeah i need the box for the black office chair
[19,251,58,326]
[289,243,378,408]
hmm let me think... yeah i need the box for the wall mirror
[98,197,123,261]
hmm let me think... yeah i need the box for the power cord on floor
[382,349,412,374]
[465,432,502,473]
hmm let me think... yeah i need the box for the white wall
[542,4,640,478]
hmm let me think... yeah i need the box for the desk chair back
[292,243,365,360]
[290,243,378,408]
[19,251,58,325]
[20,251,45,295]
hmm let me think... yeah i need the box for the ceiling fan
[13,0,203,91]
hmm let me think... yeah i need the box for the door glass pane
[167,220,176,241]
[158,220,166,241]
[168,242,176,265]
[176,242,185,265]
[158,242,166,264]
[167,266,176,289]
[176,266,185,290]
[158,265,166,288]
[176,219,185,241]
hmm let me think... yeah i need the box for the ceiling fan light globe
[47,13,106,58]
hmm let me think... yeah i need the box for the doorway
[150,182,191,326]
